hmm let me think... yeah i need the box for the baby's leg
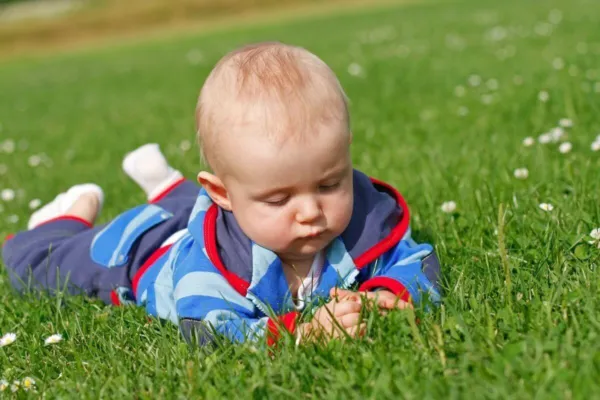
[2,184,134,305]
[122,143,201,211]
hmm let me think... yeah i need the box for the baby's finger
[338,312,362,328]
[394,300,413,310]
[352,323,368,337]
[339,323,367,339]
[332,300,362,317]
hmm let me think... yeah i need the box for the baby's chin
[278,238,331,260]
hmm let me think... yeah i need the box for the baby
[1,42,441,346]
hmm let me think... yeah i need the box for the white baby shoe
[28,184,104,229]
[122,143,183,200]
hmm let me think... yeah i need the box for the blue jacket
[133,170,441,345]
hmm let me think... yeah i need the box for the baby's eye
[319,182,340,192]
[264,197,289,206]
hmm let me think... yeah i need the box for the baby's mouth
[301,230,325,239]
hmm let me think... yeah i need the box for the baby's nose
[296,198,322,223]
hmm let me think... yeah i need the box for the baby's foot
[122,143,183,200]
[64,192,101,225]
[28,184,104,229]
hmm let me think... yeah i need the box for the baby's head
[196,42,353,264]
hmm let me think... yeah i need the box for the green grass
[1,0,600,397]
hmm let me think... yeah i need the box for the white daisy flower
[6,215,18,224]
[10,381,19,392]
[1,139,15,154]
[468,74,482,87]
[347,63,363,77]
[185,49,204,66]
[1,188,15,202]
[590,228,600,248]
[0,379,7,391]
[44,333,63,345]
[28,155,42,167]
[538,133,552,144]
[179,140,191,152]
[550,127,564,142]
[481,94,494,105]
[537,22,554,36]
[514,168,529,179]
[0,332,16,347]
[592,141,600,152]
[21,377,35,391]
[441,201,457,213]
[548,9,563,24]
[559,118,573,128]
[457,106,469,117]
[523,136,535,147]
[516,292,523,301]
[486,78,499,90]
[29,199,42,210]
[559,142,572,153]
[539,203,554,212]
[538,90,550,102]
[454,85,466,97]
[552,57,565,70]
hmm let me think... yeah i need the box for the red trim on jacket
[33,215,93,229]
[359,277,411,303]
[149,177,187,204]
[132,244,173,296]
[110,290,121,306]
[354,178,410,269]
[3,233,15,246]
[266,311,299,347]
[204,204,251,296]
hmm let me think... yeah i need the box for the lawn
[1,0,600,397]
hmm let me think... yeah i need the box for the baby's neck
[280,255,316,297]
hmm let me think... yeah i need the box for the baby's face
[221,123,353,264]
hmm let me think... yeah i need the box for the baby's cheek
[328,194,353,231]
[246,213,290,248]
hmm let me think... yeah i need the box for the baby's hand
[298,290,365,342]
[333,288,412,311]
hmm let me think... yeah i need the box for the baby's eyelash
[319,182,340,191]
[265,197,289,206]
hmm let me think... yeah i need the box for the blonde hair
[195,42,349,171]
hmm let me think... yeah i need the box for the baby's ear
[197,171,232,211]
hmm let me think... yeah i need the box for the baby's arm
[358,231,441,306]
[172,245,300,347]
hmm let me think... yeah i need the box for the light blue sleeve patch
[90,204,173,268]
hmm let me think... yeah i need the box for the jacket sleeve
[172,243,298,346]
[358,230,442,305]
